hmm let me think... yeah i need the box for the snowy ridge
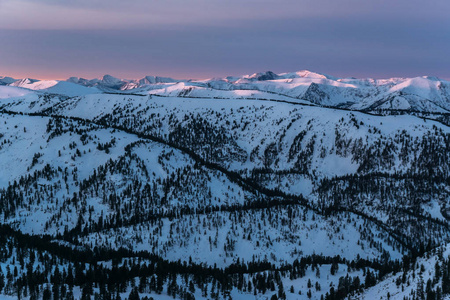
[0,71,448,299]
[4,70,450,113]
[66,74,177,91]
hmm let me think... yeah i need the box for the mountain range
[0,70,449,299]
[2,70,450,113]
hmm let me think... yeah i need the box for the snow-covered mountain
[0,70,449,299]
[5,70,450,113]
[209,70,450,112]
[66,74,177,91]
[0,76,17,85]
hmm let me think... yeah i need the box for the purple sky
[0,0,449,80]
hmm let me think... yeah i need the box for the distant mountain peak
[9,78,39,87]
[101,74,123,84]
[278,70,337,80]
[247,71,280,81]
[0,76,17,85]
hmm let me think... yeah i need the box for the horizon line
[2,70,450,82]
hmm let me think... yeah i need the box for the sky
[0,0,449,80]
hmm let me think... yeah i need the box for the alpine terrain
[0,70,449,300]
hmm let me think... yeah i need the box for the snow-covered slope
[0,76,17,85]
[357,244,450,300]
[6,70,450,112]
[210,72,450,112]
[0,85,34,99]
[9,79,100,96]
[0,71,449,299]
[143,71,450,112]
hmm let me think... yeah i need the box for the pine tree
[128,287,140,300]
